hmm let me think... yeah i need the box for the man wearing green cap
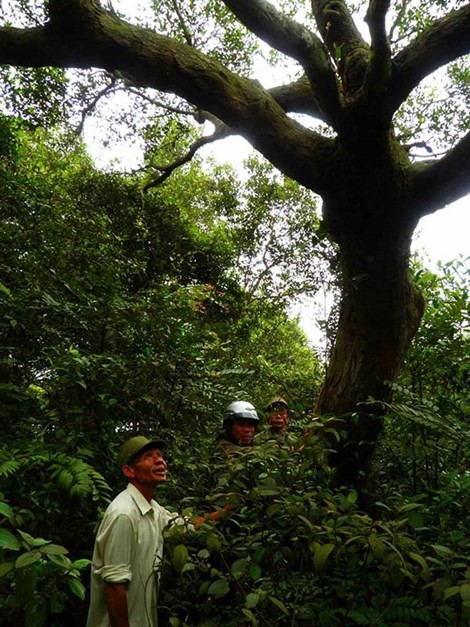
[265,396,290,439]
[86,435,188,627]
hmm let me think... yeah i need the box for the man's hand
[193,504,233,529]
[104,582,130,627]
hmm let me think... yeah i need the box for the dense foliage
[1,114,469,625]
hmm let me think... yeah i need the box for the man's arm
[104,582,130,627]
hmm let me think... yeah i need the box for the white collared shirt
[86,483,183,626]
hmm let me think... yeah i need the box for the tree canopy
[0,5,469,621]
[0,0,468,478]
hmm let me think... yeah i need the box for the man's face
[125,447,168,487]
[230,418,256,446]
[267,404,289,430]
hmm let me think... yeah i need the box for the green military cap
[264,396,289,412]
[118,435,165,468]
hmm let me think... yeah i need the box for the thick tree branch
[388,5,470,116]
[364,0,392,97]
[222,0,342,128]
[268,75,322,117]
[409,131,470,217]
[311,0,371,96]
[0,0,336,194]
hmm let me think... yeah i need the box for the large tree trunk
[314,144,425,487]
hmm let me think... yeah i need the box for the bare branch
[223,0,342,128]
[388,4,470,116]
[410,131,470,217]
[143,119,231,191]
[75,74,118,134]
[171,0,193,47]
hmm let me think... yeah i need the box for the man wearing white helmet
[215,400,260,454]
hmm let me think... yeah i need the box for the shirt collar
[126,483,156,516]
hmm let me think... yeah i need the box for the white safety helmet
[223,400,259,429]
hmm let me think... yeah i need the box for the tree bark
[314,135,425,486]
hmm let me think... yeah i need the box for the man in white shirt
[86,435,186,627]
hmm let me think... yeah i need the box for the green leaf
[71,558,91,570]
[230,558,247,580]
[17,529,36,546]
[268,595,289,615]
[249,563,261,581]
[47,553,72,569]
[40,543,69,555]
[68,577,86,600]
[172,544,189,573]
[0,561,15,578]
[443,586,461,600]
[0,501,13,518]
[461,584,470,603]
[207,578,229,598]
[431,544,453,557]
[245,592,259,608]
[313,543,335,573]
[0,529,21,550]
[241,608,258,625]
[297,514,315,531]
[0,281,11,296]
[347,490,358,504]
[15,550,41,569]
[409,552,430,580]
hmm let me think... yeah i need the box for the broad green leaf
[431,544,453,557]
[0,529,21,550]
[297,514,315,531]
[17,529,36,546]
[249,563,261,581]
[47,553,72,569]
[71,558,91,570]
[17,530,49,548]
[0,502,13,518]
[230,558,247,580]
[268,595,289,615]
[313,543,335,573]
[443,586,461,600]
[461,584,470,603]
[241,608,258,625]
[15,550,41,569]
[172,544,189,573]
[68,577,86,600]
[40,543,69,555]
[0,561,15,577]
[409,552,430,580]
[245,592,259,608]
[206,533,221,552]
[207,578,229,598]
[347,490,358,504]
